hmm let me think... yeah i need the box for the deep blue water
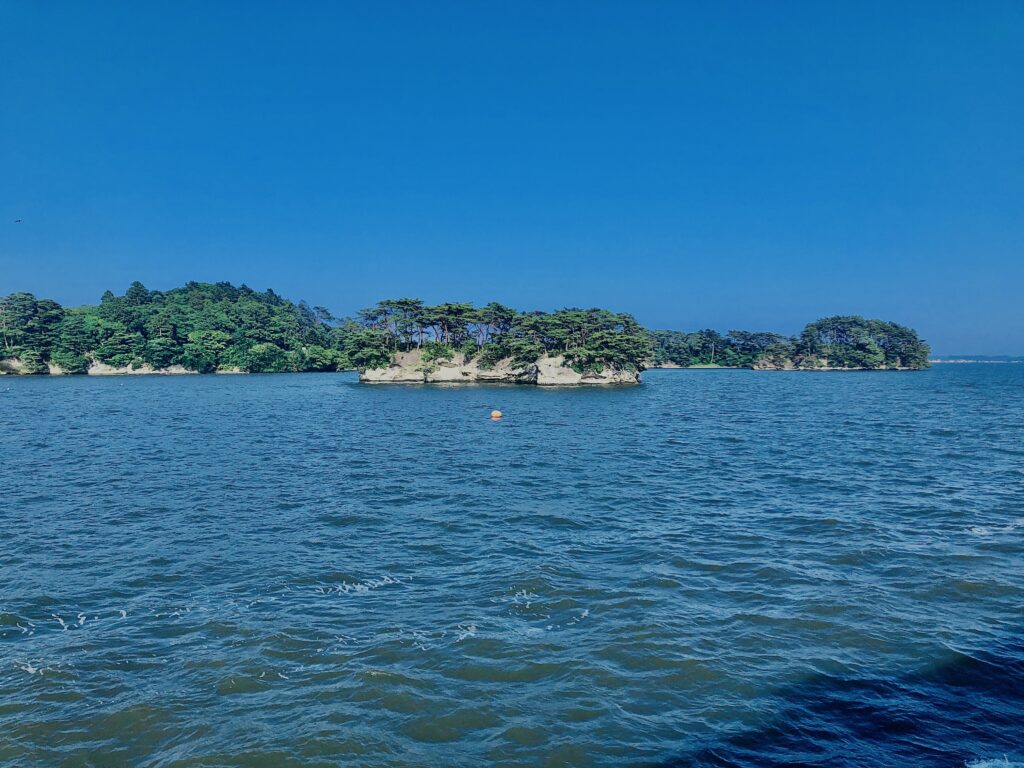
[1,365,1022,767]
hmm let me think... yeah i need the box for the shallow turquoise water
[1,366,1022,766]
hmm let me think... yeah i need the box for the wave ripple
[1,366,1022,766]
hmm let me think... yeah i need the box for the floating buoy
[490,410,503,420]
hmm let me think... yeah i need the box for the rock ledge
[359,350,640,385]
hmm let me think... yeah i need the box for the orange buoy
[490,410,503,420]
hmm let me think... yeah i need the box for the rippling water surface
[1,366,1022,767]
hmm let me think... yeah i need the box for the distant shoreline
[2,362,967,381]
[2,282,932,377]
[648,363,920,372]
[2,362,932,378]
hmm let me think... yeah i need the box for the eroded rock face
[533,356,639,385]
[85,362,198,375]
[357,362,425,383]
[2,359,205,375]
[359,350,640,385]
[752,357,798,371]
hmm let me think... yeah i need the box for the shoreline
[1,363,931,378]
[359,350,640,386]
[649,364,921,372]
[0,359,349,377]
[2,350,946,379]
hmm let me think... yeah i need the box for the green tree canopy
[0,284,929,375]
[650,316,928,370]
[1,282,355,374]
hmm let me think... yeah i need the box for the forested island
[353,300,649,384]
[650,317,931,371]
[1,282,356,375]
[0,282,930,382]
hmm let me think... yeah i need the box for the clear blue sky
[2,2,1022,353]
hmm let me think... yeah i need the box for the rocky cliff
[0,358,199,375]
[359,350,640,385]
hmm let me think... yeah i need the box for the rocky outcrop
[534,356,639,385]
[85,362,198,376]
[359,350,640,385]
[752,357,799,371]
[2,358,202,375]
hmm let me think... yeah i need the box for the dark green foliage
[651,317,929,370]
[352,300,652,372]
[421,341,455,364]
[239,343,290,373]
[293,345,343,372]
[795,316,930,369]
[49,350,90,374]
[16,349,49,374]
[1,284,929,375]
[55,310,102,359]
[476,342,506,370]
[505,338,546,370]
[1,282,356,374]
[94,326,145,368]
[0,292,64,362]
[343,329,391,371]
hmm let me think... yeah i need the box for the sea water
[1,365,1021,766]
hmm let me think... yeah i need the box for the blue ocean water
[0,365,1022,767]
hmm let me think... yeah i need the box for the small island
[353,300,649,385]
[1,282,354,375]
[650,317,930,371]
[0,283,930,382]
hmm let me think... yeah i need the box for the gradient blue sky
[2,2,1022,353]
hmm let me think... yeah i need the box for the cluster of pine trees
[354,299,651,373]
[0,282,358,374]
[650,317,930,369]
[0,282,929,374]
[0,282,652,374]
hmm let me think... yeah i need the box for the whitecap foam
[511,589,537,607]
[14,659,59,675]
[568,608,590,625]
[320,574,402,595]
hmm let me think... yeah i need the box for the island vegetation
[0,283,650,377]
[650,317,930,370]
[0,282,929,377]
[352,299,650,376]
[650,329,793,368]
[0,282,354,374]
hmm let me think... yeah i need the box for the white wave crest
[319,575,401,595]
